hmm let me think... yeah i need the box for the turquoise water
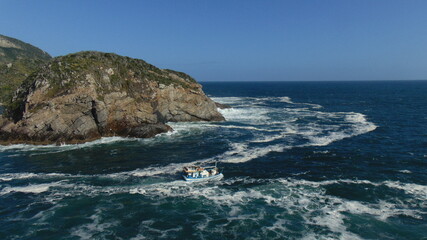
[0,81,426,239]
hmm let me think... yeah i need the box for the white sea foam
[277,96,323,109]
[345,112,377,134]
[250,126,297,143]
[0,143,59,152]
[302,112,377,147]
[0,172,70,182]
[313,150,330,154]
[210,97,246,105]
[383,181,427,200]
[0,172,38,182]
[213,96,379,162]
[219,107,271,123]
[220,144,286,163]
[278,96,293,103]
[71,207,120,240]
[306,131,351,146]
[212,96,323,110]
[303,103,323,109]
[115,162,190,178]
[0,181,66,195]
[195,123,279,132]
[0,136,136,154]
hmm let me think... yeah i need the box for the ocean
[0,81,426,240]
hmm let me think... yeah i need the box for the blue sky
[1,0,427,81]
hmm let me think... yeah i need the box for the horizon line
[199,79,427,83]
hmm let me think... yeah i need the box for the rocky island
[0,51,224,144]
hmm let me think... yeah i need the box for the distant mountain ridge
[0,34,51,62]
[0,34,52,103]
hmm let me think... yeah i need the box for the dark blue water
[0,81,426,239]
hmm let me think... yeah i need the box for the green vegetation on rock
[0,50,223,144]
[0,34,52,103]
[28,51,197,97]
[4,51,203,120]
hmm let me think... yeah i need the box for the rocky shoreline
[0,51,225,145]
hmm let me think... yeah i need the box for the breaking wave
[0,136,136,154]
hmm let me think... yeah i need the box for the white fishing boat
[182,165,223,182]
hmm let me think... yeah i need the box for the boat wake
[1,173,425,239]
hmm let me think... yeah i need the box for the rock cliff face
[0,34,52,103]
[0,51,224,144]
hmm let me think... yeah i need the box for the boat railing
[183,165,218,171]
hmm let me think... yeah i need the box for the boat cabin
[183,166,218,178]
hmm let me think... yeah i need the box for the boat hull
[182,173,224,182]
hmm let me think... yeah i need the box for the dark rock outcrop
[0,51,224,144]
